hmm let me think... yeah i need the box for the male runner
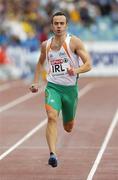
[30,11,92,167]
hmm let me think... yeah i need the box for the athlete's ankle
[50,152,54,155]
[50,152,56,156]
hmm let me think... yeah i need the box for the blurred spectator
[45,0,56,17]
[97,0,112,16]
[38,24,50,43]
[2,15,28,41]
[0,0,118,45]
[78,0,94,26]
[0,29,9,46]
[0,45,21,80]
[0,45,10,64]
[67,3,80,23]
[0,0,118,81]
[111,0,118,23]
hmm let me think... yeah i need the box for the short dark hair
[51,11,68,24]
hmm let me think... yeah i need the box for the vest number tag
[52,64,65,73]
[50,59,70,76]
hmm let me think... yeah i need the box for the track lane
[0,78,118,180]
[0,81,29,106]
[93,119,118,180]
[0,80,94,156]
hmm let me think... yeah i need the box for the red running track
[0,77,118,180]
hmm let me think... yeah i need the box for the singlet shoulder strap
[65,34,80,66]
[63,34,77,65]
[65,33,72,44]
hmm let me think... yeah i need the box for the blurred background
[0,0,118,81]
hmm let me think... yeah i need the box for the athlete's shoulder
[41,36,52,48]
[70,34,82,43]
[40,40,50,53]
[41,40,48,49]
[70,35,84,49]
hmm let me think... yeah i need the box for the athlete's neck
[54,33,67,43]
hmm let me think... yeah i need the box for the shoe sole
[48,158,58,167]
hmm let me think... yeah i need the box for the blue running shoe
[48,152,58,167]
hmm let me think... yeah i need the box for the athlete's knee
[47,111,57,123]
[48,114,56,123]
[63,121,74,133]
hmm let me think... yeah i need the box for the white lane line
[87,108,118,180]
[0,87,44,113]
[0,81,24,92]
[0,119,47,160]
[0,83,11,92]
[1,146,118,150]
[0,83,94,160]
[0,93,37,113]
[0,82,93,113]
[79,83,94,98]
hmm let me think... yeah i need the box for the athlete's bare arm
[68,36,92,75]
[30,41,47,92]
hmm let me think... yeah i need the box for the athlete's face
[52,15,67,36]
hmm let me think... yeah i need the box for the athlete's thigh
[62,87,78,124]
[45,86,62,112]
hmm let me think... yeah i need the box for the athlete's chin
[55,32,64,36]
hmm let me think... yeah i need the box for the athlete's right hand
[29,83,39,93]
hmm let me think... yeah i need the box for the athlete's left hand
[67,67,78,76]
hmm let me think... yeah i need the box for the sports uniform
[45,34,80,123]
[30,11,91,168]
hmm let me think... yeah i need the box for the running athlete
[30,11,92,167]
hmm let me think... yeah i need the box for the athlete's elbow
[86,63,92,72]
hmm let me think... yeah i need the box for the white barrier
[1,42,118,81]
[84,42,118,77]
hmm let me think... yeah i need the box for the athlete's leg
[46,106,59,154]
[45,83,62,167]
[63,120,74,133]
[62,85,78,133]
[62,98,78,132]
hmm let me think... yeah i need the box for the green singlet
[45,82,79,124]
